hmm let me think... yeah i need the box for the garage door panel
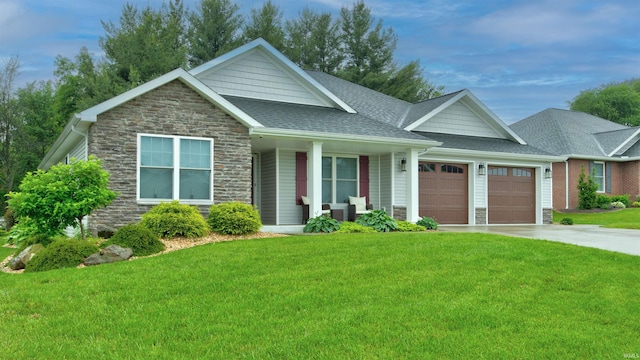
[488,166,535,224]
[419,162,468,224]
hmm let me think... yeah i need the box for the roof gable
[404,89,525,144]
[190,38,356,113]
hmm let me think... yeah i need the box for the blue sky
[1,0,638,123]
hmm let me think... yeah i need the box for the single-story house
[40,38,563,234]
[511,108,640,209]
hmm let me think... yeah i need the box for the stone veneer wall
[392,206,406,221]
[475,208,487,225]
[543,208,553,224]
[87,80,251,234]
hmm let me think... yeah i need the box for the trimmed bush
[102,223,165,256]
[396,221,426,232]
[303,215,340,233]
[560,218,574,225]
[610,194,630,207]
[141,201,210,239]
[208,202,262,235]
[417,217,439,230]
[632,201,640,208]
[25,239,99,273]
[335,221,376,233]
[595,195,611,209]
[355,210,398,232]
[611,201,626,209]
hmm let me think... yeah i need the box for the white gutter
[425,147,566,163]
[563,154,640,162]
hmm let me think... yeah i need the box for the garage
[419,162,468,224]
[488,166,535,224]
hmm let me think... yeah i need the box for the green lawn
[554,208,640,229]
[2,232,639,359]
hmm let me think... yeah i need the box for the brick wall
[87,80,251,234]
[553,159,640,210]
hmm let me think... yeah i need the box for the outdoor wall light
[545,167,552,179]
[478,163,486,175]
[401,157,407,171]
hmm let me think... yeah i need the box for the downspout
[564,160,569,209]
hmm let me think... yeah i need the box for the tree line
[0,0,444,211]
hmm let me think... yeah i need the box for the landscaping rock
[84,245,133,266]
[9,244,44,270]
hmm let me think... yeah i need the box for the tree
[570,79,640,126]
[188,0,244,67]
[0,56,20,205]
[577,165,599,210]
[100,1,188,86]
[284,7,343,74]
[7,156,118,239]
[243,1,285,50]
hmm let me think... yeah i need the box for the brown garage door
[488,166,535,224]
[419,163,468,224]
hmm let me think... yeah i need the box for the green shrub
[355,210,398,232]
[417,217,439,230]
[611,201,626,209]
[7,219,57,247]
[632,201,640,208]
[335,221,376,233]
[303,215,340,233]
[396,221,426,232]
[577,165,599,209]
[141,201,210,238]
[610,194,630,207]
[102,223,165,256]
[207,202,262,235]
[25,239,99,273]
[560,218,574,225]
[595,194,611,209]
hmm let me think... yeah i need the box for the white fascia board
[608,128,640,156]
[250,127,441,148]
[404,91,466,131]
[565,154,640,162]
[76,68,263,128]
[425,146,567,163]
[190,38,357,114]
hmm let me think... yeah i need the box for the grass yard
[1,232,639,359]
[554,208,640,229]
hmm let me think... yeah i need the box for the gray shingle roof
[595,128,640,155]
[414,132,555,156]
[224,96,431,141]
[510,108,632,157]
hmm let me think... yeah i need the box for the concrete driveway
[439,225,640,256]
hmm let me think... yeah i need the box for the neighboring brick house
[511,108,640,209]
[41,39,562,234]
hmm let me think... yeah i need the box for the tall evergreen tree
[243,1,285,50]
[0,56,20,202]
[100,0,188,85]
[284,7,343,74]
[188,0,244,67]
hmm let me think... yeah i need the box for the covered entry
[419,162,468,224]
[488,166,535,224]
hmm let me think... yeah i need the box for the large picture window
[322,156,358,203]
[593,161,605,192]
[138,134,213,203]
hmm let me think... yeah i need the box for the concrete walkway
[439,225,640,256]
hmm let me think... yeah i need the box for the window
[488,167,508,176]
[322,156,358,203]
[419,163,436,172]
[512,168,532,177]
[441,164,464,174]
[138,134,213,203]
[593,162,605,192]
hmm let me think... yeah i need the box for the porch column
[405,148,419,222]
[308,142,323,218]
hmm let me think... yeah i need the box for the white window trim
[137,133,214,205]
[593,161,605,193]
[322,154,360,204]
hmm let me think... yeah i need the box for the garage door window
[488,167,508,176]
[419,163,436,172]
[441,164,464,174]
[513,168,532,177]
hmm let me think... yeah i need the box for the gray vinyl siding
[394,152,407,206]
[278,150,300,225]
[412,101,503,138]
[69,140,87,161]
[260,150,277,225]
[368,155,380,209]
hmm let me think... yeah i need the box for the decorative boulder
[9,244,44,270]
[84,245,133,266]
